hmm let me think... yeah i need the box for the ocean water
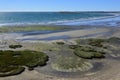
[0,12,115,26]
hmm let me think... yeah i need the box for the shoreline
[56,13,120,25]
[16,28,109,40]
[58,16,120,26]
[0,26,120,42]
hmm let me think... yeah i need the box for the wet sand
[16,28,109,40]
[0,27,119,42]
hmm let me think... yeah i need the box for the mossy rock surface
[0,67,25,77]
[56,42,65,45]
[52,56,93,72]
[87,39,106,47]
[76,38,107,48]
[69,45,79,49]
[74,46,105,59]
[0,50,48,77]
[108,37,120,44]
[9,45,23,49]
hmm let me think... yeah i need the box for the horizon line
[0,11,120,12]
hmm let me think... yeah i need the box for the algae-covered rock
[0,50,48,77]
[52,56,93,72]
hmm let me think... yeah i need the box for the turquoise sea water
[0,12,115,26]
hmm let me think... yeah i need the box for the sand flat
[16,28,111,41]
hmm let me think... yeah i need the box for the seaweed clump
[0,50,48,77]
[73,46,105,59]
[87,39,106,47]
[9,45,23,49]
[69,44,105,59]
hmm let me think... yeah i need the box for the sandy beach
[0,25,120,80]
